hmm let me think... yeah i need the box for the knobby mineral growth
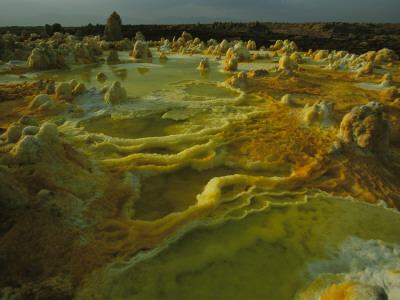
[103,11,123,42]
[0,20,400,300]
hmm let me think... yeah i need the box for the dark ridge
[1,22,400,55]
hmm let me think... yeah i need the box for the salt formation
[219,39,229,53]
[290,52,303,63]
[131,40,152,59]
[226,72,247,89]
[69,79,78,90]
[281,94,294,105]
[181,31,193,42]
[269,39,298,53]
[22,126,39,136]
[380,80,391,88]
[1,123,98,205]
[159,53,168,61]
[361,61,374,74]
[27,43,66,70]
[198,58,210,69]
[278,55,296,71]
[5,123,61,165]
[247,40,256,50]
[135,31,145,42]
[314,50,330,60]
[270,40,284,51]
[104,81,126,104]
[381,86,400,101]
[382,73,393,84]
[302,101,334,127]
[223,57,238,71]
[183,39,207,55]
[107,50,119,63]
[28,94,71,114]
[335,51,348,59]
[1,122,24,143]
[300,237,400,300]
[377,48,399,61]
[339,102,390,156]
[116,38,134,51]
[320,282,388,300]
[72,82,87,96]
[96,72,107,82]
[19,115,39,127]
[251,51,270,60]
[0,115,37,144]
[0,165,31,208]
[74,43,98,64]
[225,43,251,62]
[0,31,31,61]
[42,81,56,95]
[55,82,73,101]
[247,69,269,78]
[104,11,123,41]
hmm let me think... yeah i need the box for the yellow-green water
[78,193,400,299]
[32,53,230,97]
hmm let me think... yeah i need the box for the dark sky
[1,0,399,26]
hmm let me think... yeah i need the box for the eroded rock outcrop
[247,40,256,50]
[0,116,40,144]
[223,57,238,71]
[27,43,66,71]
[135,31,145,42]
[302,101,334,127]
[1,123,97,202]
[107,50,120,63]
[198,58,210,69]
[320,282,388,300]
[28,94,71,114]
[281,94,294,106]
[226,72,247,89]
[339,102,390,157]
[96,72,107,82]
[247,69,268,78]
[0,165,31,208]
[104,11,123,42]
[225,43,251,62]
[131,40,152,59]
[104,81,126,104]
[278,55,295,71]
[181,31,193,42]
[381,86,400,101]
[55,82,73,101]
[270,40,298,53]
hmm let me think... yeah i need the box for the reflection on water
[79,114,185,139]
[136,67,150,75]
[110,67,128,80]
[198,69,210,79]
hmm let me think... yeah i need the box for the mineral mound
[103,11,123,42]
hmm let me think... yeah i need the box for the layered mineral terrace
[0,23,400,299]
